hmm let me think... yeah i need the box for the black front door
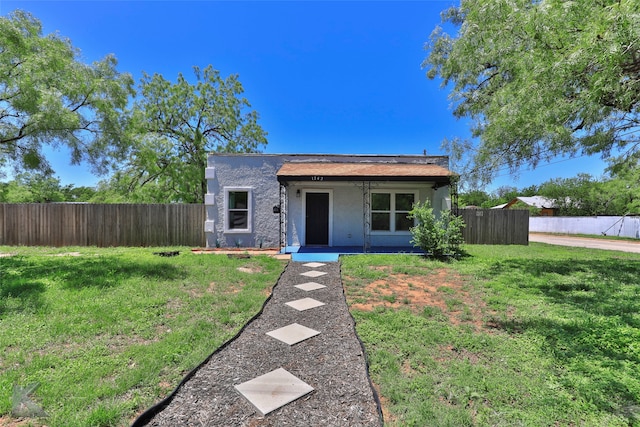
[305,192,329,245]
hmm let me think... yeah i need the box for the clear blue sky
[1,0,610,193]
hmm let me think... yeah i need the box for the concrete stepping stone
[266,323,320,345]
[302,262,326,268]
[295,282,326,291]
[300,270,327,278]
[285,297,325,311]
[234,368,314,415]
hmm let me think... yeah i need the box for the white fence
[530,216,640,239]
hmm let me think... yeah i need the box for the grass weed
[0,246,285,427]
[342,244,640,426]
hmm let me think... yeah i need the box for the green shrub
[409,201,465,258]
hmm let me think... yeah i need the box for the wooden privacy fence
[459,208,529,245]
[0,204,528,247]
[0,203,206,247]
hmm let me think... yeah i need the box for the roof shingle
[277,162,452,181]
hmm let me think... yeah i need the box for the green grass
[0,246,285,427]
[342,245,640,426]
[4,243,640,426]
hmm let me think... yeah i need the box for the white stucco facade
[204,154,453,250]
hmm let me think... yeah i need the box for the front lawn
[0,247,285,427]
[3,243,639,426]
[342,244,640,426]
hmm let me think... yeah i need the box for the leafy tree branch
[0,11,134,174]
[424,0,640,187]
[114,65,267,203]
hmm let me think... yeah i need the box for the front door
[305,192,329,245]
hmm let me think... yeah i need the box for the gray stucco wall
[205,153,452,249]
[205,155,283,248]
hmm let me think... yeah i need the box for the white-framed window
[224,187,252,233]
[371,191,417,233]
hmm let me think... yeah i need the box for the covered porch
[276,160,454,253]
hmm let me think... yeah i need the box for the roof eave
[277,175,453,183]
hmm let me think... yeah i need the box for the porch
[283,245,425,262]
[276,161,453,252]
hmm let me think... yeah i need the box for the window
[224,188,252,232]
[371,193,391,231]
[371,191,416,232]
[394,193,414,231]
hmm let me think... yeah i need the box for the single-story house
[498,196,558,216]
[204,154,455,252]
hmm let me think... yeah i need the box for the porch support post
[279,183,287,250]
[362,180,371,253]
[450,176,459,215]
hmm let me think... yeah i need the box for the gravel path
[134,261,382,426]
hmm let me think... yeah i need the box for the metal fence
[0,203,206,247]
[459,208,529,245]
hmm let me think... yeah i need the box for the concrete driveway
[529,233,640,254]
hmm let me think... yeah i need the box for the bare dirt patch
[372,382,394,425]
[236,264,263,274]
[51,252,82,257]
[0,416,35,427]
[185,278,272,299]
[346,268,489,330]
[435,345,482,365]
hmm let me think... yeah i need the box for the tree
[115,65,267,203]
[60,184,96,202]
[0,172,96,202]
[458,189,490,207]
[537,173,626,215]
[605,155,640,214]
[0,11,134,175]
[0,172,64,202]
[424,0,640,186]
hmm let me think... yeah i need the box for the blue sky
[1,0,610,193]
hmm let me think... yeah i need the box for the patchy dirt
[371,383,394,425]
[0,415,43,427]
[234,262,266,275]
[51,252,82,257]
[346,268,489,330]
[0,251,82,258]
[184,276,271,300]
[344,266,498,422]
[435,345,482,365]
[185,282,237,298]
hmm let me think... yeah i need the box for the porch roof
[276,162,453,183]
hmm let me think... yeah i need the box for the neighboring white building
[204,153,454,252]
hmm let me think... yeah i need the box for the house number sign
[311,176,324,181]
